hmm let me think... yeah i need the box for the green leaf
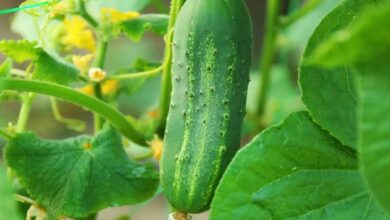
[4,126,159,218]
[121,14,169,42]
[210,112,389,220]
[309,1,390,67]
[0,40,79,85]
[33,51,79,85]
[313,0,390,212]
[0,58,12,78]
[0,165,22,220]
[359,64,390,213]
[0,40,40,62]
[298,0,373,148]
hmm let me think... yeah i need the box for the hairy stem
[50,97,86,132]
[16,93,35,133]
[92,38,109,133]
[78,0,98,28]
[0,79,147,146]
[157,0,185,137]
[108,65,164,80]
[255,0,281,121]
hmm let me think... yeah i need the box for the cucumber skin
[161,0,253,213]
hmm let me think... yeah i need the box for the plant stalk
[255,0,281,121]
[156,0,185,137]
[16,93,34,133]
[0,79,147,146]
[78,0,98,28]
[92,39,108,132]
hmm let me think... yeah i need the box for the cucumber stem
[108,65,164,80]
[157,0,186,137]
[92,35,109,133]
[78,0,98,28]
[0,79,147,146]
[169,212,191,220]
[255,0,281,123]
[16,93,34,133]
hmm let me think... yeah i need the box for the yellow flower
[88,67,106,82]
[72,54,94,73]
[101,79,119,95]
[101,8,140,23]
[78,85,94,96]
[147,109,160,119]
[61,16,96,52]
[149,135,163,160]
[78,79,119,96]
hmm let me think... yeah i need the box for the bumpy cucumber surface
[161,0,252,213]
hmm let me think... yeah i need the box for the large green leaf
[4,126,159,218]
[309,1,390,67]
[359,64,390,213]
[121,14,169,42]
[300,0,390,212]
[210,111,390,220]
[298,0,373,148]
[0,165,21,220]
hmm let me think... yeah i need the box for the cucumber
[161,0,252,213]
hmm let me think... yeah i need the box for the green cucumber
[161,0,253,213]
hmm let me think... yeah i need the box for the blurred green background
[0,0,342,219]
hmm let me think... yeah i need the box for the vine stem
[78,0,98,28]
[16,93,35,133]
[92,40,109,132]
[156,0,185,136]
[0,79,147,146]
[77,0,105,134]
[108,65,164,80]
[255,0,281,121]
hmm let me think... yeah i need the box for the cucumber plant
[0,0,389,220]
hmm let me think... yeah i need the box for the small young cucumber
[161,0,253,213]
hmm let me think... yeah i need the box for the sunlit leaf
[309,1,390,67]
[210,112,389,220]
[4,126,159,218]
[298,0,373,148]
[0,40,40,62]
